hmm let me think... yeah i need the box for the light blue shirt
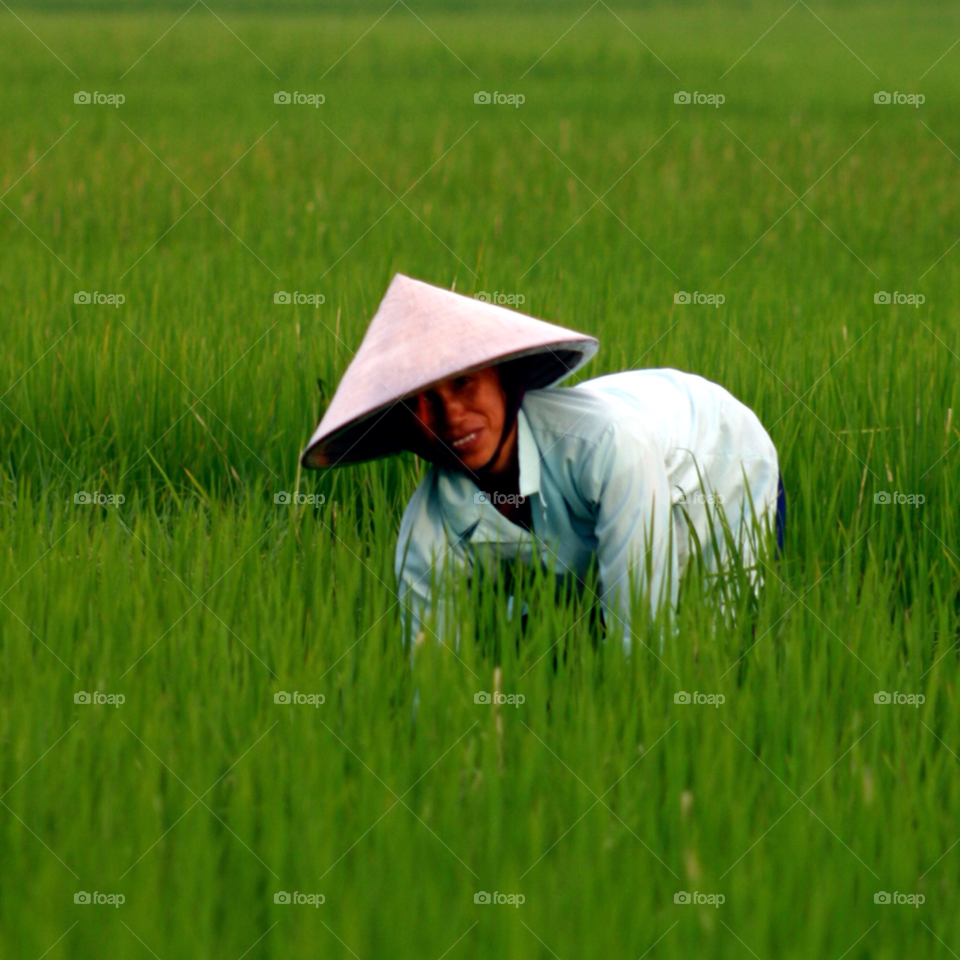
[395,369,780,650]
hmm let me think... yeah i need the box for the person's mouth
[448,430,481,454]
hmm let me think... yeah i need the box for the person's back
[570,369,779,507]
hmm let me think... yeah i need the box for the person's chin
[442,428,484,466]
[458,451,494,472]
[452,437,497,471]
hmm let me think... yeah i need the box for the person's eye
[453,376,471,389]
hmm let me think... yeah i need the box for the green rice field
[2,2,960,957]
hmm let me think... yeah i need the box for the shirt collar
[516,408,541,499]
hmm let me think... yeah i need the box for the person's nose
[440,392,468,429]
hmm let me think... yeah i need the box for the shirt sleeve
[395,526,432,646]
[576,421,677,651]
[394,476,465,650]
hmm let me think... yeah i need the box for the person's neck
[475,418,532,530]
[472,419,520,495]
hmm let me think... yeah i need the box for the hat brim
[301,340,596,468]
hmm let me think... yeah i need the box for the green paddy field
[2,2,960,956]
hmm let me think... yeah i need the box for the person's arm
[395,532,432,646]
[577,421,677,651]
[395,480,437,645]
[395,477,467,650]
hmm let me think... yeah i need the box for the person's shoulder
[397,468,441,535]
[578,367,721,402]
[521,382,622,445]
[559,368,769,433]
[523,371,690,445]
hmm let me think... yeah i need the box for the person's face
[409,366,507,471]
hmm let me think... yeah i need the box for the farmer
[301,274,783,650]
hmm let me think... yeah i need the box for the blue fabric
[775,473,786,553]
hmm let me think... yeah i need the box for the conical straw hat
[301,274,599,468]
